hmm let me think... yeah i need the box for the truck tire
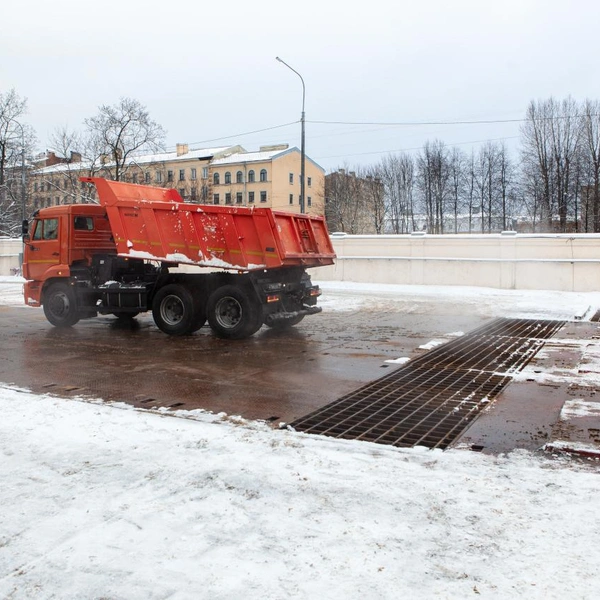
[152,284,197,336]
[207,285,262,340]
[264,313,305,330]
[190,299,207,333]
[43,283,81,328]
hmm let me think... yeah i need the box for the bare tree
[362,164,386,234]
[45,127,97,204]
[417,140,449,234]
[325,166,368,233]
[0,89,35,236]
[580,99,600,231]
[447,148,466,233]
[521,100,555,229]
[84,97,166,181]
[465,151,477,232]
[497,142,515,230]
[380,153,415,233]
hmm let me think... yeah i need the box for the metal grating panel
[290,318,565,449]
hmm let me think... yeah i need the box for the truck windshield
[32,218,59,240]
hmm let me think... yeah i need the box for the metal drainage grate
[290,318,565,450]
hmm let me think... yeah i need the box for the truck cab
[23,205,115,307]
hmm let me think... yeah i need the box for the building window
[236,171,243,183]
[132,173,138,183]
[225,172,231,184]
[236,192,243,204]
[191,168,197,180]
[156,171,162,183]
[145,172,151,183]
[191,188,197,201]
[213,173,220,185]
[202,167,209,179]
[213,194,220,204]
[179,169,185,181]
[179,188,185,198]
[308,196,312,207]
[248,170,255,182]
[289,194,293,205]
[308,176,312,187]
[248,191,255,203]
[201,185,208,201]
[167,170,173,182]
[260,169,267,182]
[225,192,232,204]
[260,191,267,203]
[289,173,294,184]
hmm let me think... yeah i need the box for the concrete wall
[5,231,599,291]
[311,233,600,292]
[0,238,22,276]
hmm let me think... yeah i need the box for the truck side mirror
[22,219,29,240]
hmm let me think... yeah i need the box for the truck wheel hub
[214,296,242,329]
[160,295,185,325]
[49,292,70,317]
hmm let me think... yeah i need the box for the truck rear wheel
[152,284,197,336]
[43,283,80,328]
[207,285,262,339]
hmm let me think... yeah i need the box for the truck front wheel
[152,284,197,336]
[43,283,80,328]
[207,285,262,340]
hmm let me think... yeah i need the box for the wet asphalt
[2,302,597,455]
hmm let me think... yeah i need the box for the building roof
[211,147,324,171]
[32,145,240,175]
[211,148,291,166]
[31,143,325,175]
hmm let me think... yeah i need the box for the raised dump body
[23,177,336,339]
[84,177,335,270]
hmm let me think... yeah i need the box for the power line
[166,121,299,150]
[314,136,521,160]
[308,114,596,127]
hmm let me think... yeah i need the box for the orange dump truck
[22,177,335,339]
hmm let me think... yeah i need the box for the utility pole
[276,56,306,213]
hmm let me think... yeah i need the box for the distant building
[325,169,384,234]
[27,143,325,216]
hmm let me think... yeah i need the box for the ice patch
[560,399,600,420]
[384,357,410,365]
[419,339,446,350]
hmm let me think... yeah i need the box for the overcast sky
[3,0,600,171]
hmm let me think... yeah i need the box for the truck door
[25,217,62,281]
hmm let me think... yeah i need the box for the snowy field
[1,278,600,599]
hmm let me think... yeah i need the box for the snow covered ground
[1,278,600,599]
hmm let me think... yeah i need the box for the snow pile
[317,281,597,321]
[1,386,599,600]
[0,276,25,306]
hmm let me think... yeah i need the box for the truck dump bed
[82,177,336,271]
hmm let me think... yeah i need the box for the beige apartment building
[28,143,325,216]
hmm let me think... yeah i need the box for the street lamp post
[276,56,306,213]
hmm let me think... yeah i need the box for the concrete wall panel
[311,233,600,292]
